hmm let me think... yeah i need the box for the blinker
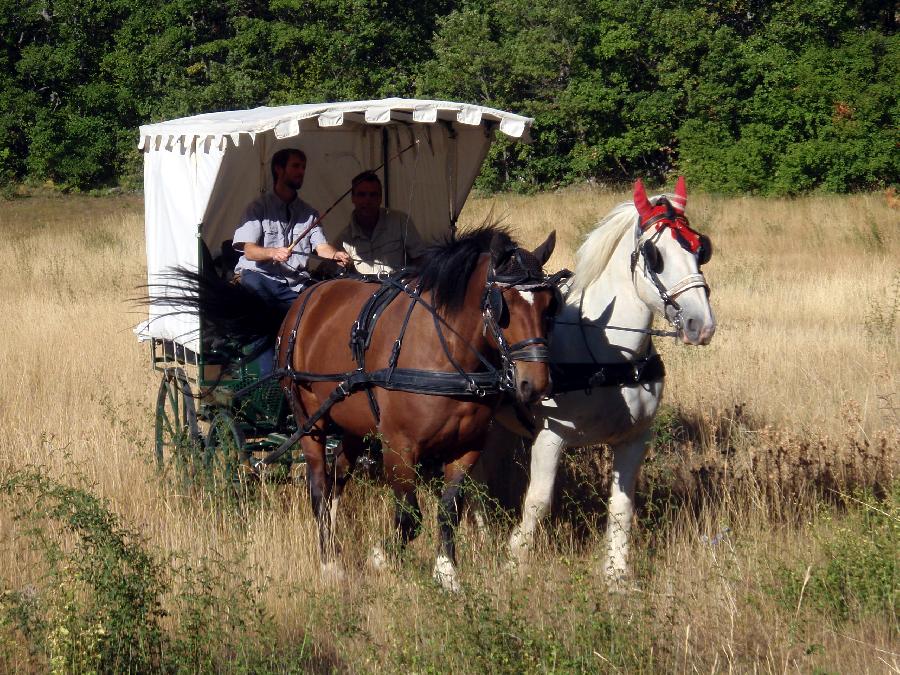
[697,234,712,266]
[641,240,663,274]
[487,286,507,324]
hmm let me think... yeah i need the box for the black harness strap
[557,286,666,396]
[350,281,404,422]
[254,365,502,468]
[386,287,420,383]
[551,354,665,393]
[350,283,404,362]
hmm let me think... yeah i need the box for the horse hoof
[367,546,389,571]
[603,567,636,594]
[433,554,461,593]
[507,531,532,562]
[505,541,530,571]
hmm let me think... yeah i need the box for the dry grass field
[0,188,896,672]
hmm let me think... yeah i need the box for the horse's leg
[434,450,480,593]
[367,442,422,570]
[375,442,423,567]
[329,434,363,530]
[508,428,567,565]
[300,425,341,576]
[466,424,515,536]
[604,433,650,582]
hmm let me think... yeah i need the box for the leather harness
[248,264,558,468]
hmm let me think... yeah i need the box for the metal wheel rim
[154,367,200,469]
[204,412,250,482]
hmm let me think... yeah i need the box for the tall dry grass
[0,188,896,672]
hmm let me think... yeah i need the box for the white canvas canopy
[139,98,534,351]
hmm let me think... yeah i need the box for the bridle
[481,250,565,392]
[629,198,710,336]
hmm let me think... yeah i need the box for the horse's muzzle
[514,362,552,404]
[680,317,716,345]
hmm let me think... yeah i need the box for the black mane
[417,224,515,314]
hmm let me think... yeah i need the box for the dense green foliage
[1,0,896,193]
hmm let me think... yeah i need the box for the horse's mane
[570,203,636,294]
[417,223,513,314]
[570,194,673,294]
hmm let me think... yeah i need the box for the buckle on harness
[499,362,516,392]
[466,378,486,398]
[632,362,645,383]
[588,369,607,387]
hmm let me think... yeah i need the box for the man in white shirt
[334,171,427,275]
[233,148,350,312]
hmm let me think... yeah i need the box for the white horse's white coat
[477,198,716,579]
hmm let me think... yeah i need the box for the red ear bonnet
[633,178,655,223]
[633,176,701,253]
[634,176,689,226]
[671,175,687,214]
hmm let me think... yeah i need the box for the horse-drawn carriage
[138,98,716,589]
[137,98,537,475]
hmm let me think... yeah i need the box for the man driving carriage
[233,148,351,313]
[335,170,426,275]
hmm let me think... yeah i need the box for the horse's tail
[147,267,284,348]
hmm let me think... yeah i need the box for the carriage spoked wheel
[203,411,252,485]
[154,367,202,469]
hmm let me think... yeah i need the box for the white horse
[475,177,716,580]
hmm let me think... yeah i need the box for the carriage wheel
[154,367,201,469]
[203,412,251,484]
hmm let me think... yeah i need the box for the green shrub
[773,487,898,622]
[0,468,278,672]
[0,470,166,671]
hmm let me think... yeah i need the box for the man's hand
[241,242,293,263]
[269,246,292,263]
[315,243,351,268]
[331,250,351,267]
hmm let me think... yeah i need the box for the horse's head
[484,231,561,403]
[631,177,716,345]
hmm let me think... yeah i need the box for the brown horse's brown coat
[278,252,556,579]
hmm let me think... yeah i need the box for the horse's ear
[671,175,687,214]
[531,230,556,266]
[633,179,654,222]
[490,232,513,268]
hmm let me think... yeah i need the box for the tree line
[1,0,896,194]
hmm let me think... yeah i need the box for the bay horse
[474,178,716,582]
[189,225,559,591]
